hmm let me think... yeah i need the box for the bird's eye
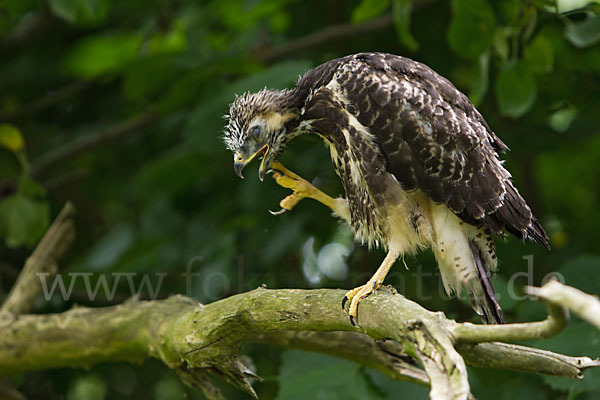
[251,126,261,140]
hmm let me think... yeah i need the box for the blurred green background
[1,0,600,399]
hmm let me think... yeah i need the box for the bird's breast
[327,137,432,253]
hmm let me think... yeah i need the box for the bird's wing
[335,53,548,248]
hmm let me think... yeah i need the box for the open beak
[233,144,270,181]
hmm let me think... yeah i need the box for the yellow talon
[341,249,400,326]
[342,279,382,326]
[268,161,350,222]
[268,162,315,213]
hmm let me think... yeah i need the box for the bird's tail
[431,205,505,324]
[467,239,505,324]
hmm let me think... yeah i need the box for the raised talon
[341,295,348,309]
[268,168,284,176]
[267,161,352,223]
[269,208,288,216]
[268,162,318,214]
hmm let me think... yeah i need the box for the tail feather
[469,239,505,324]
[431,204,505,324]
[527,216,551,250]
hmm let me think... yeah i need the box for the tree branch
[457,342,600,378]
[254,0,436,63]
[255,14,394,63]
[1,286,599,399]
[258,330,600,382]
[29,111,158,177]
[526,280,600,330]
[0,79,95,121]
[0,11,58,59]
[253,331,430,385]
[0,289,466,397]
[0,202,76,315]
[451,298,568,343]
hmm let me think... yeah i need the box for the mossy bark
[2,285,599,400]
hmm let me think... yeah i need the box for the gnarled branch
[526,280,600,330]
[1,284,599,400]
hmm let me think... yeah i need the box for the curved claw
[349,315,357,326]
[341,295,348,310]
[268,168,283,176]
[269,208,288,216]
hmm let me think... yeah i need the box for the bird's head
[224,89,300,181]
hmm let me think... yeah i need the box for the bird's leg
[268,161,350,223]
[342,249,399,325]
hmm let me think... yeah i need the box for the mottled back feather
[298,53,549,249]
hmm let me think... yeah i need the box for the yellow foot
[341,279,383,326]
[268,161,321,215]
[267,161,351,222]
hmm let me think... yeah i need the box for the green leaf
[469,368,550,400]
[352,0,391,23]
[492,28,509,62]
[469,52,490,106]
[48,0,109,26]
[534,322,600,395]
[67,374,107,400]
[152,376,185,400]
[392,0,418,51]
[548,104,577,132]
[122,57,176,102]
[524,34,554,74]
[146,20,188,55]
[276,350,382,400]
[65,34,142,78]
[0,192,49,248]
[0,123,24,153]
[555,255,600,296]
[19,175,47,198]
[495,61,537,118]
[493,0,518,24]
[565,12,600,48]
[447,0,496,60]
[269,10,291,33]
[364,369,429,399]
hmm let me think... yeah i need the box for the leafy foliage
[495,61,537,118]
[447,0,496,60]
[1,0,599,399]
[277,351,381,400]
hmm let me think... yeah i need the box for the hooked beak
[233,144,270,181]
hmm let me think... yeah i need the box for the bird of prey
[224,52,549,325]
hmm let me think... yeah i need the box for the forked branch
[1,284,599,400]
[2,205,599,400]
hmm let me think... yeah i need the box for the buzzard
[224,52,549,325]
